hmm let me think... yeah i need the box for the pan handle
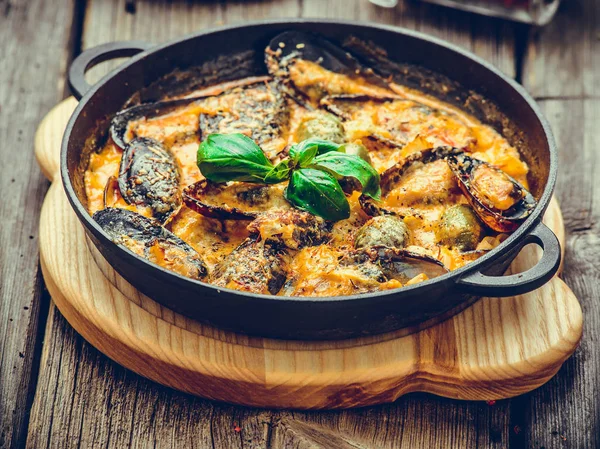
[68,41,153,100]
[456,221,561,297]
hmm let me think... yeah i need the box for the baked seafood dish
[84,31,537,298]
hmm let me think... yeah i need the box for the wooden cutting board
[35,98,582,410]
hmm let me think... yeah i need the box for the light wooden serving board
[35,98,582,410]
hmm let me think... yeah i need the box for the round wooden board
[36,98,582,410]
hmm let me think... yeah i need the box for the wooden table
[1,0,597,448]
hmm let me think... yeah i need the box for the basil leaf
[197,133,273,183]
[289,138,341,165]
[311,152,381,200]
[285,168,350,221]
[264,159,291,184]
[295,144,318,167]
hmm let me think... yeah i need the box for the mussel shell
[341,246,448,284]
[265,31,393,104]
[359,146,458,216]
[446,152,536,232]
[182,180,288,220]
[93,207,208,280]
[103,176,120,208]
[211,237,287,295]
[110,76,272,151]
[198,80,289,158]
[246,209,331,250]
[322,94,395,117]
[118,137,181,224]
[110,96,204,151]
[323,94,475,156]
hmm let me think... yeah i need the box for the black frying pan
[62,20,560,340]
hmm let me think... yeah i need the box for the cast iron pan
[62,20,560,340]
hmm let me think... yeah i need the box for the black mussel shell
[321,94,397,120]
[118,137,181,224]
[446,152,537,232]
[182,180,288,221]
[110,76,272,151]
[93,207,208,280]
[359,146,459,216]
[265,31,394,104]
[341,246,449,284]
[198,80,289,158]
[246,209,331,250]
[210,236,287,295]
[323,94,475,156]
[110,96,204,151]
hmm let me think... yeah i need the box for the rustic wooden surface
[33,102,580,410]
[0,0,76,448]
[0,0,597,447]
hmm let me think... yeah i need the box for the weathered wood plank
[519,0,600,444]
[523,0,599,98]
[510,99,600,449]
[286,396,510,449]
[0,0,76,448]
[26,306,275,449]
[81,0,298,85]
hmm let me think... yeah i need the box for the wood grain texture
[523,0,599,98]
[32,97,580,412]
[515,0,600,445]
[510,99,600,449]
[0,0,76,448]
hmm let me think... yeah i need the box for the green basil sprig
[197,133,381,221]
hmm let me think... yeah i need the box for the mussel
[182,180,289,220]
[280,243,447,297]
[246,209,331,250]
[341,246,449,285]
[118,137,181,224]
[103,176,120,208]
[265,31,395,106]
[109,76,273,151]
[280,245,384,296]
[110,96,205,151]
[323,94,475,158]
[360,146,459,217]
[210,237,287,295]
[199,79,290,159]
[93,208,208,280]
[446,151,536,232]
[183,181,331,249]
